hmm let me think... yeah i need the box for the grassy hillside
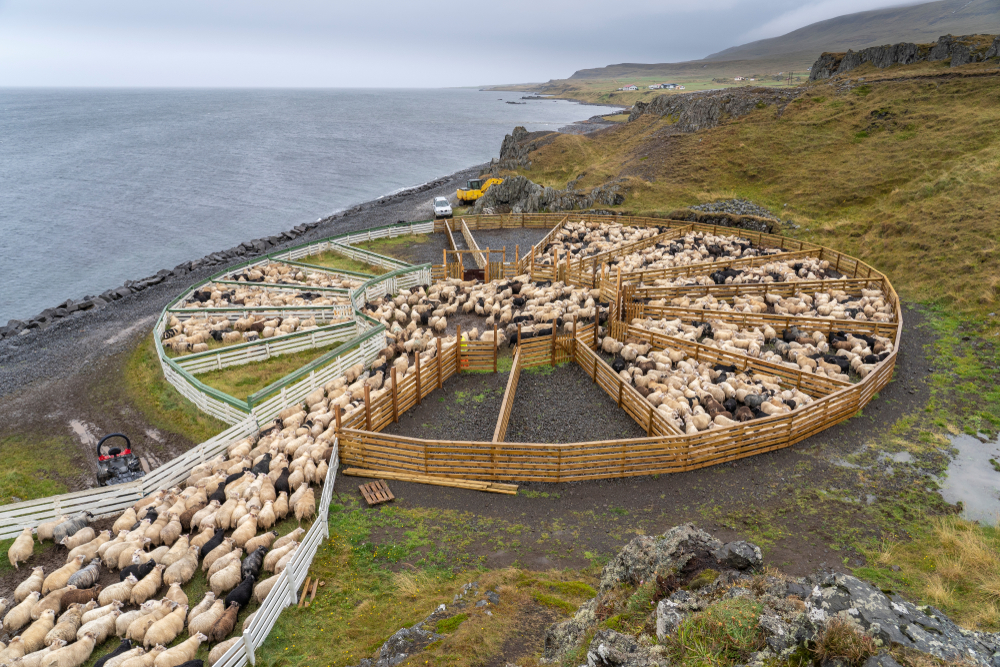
[706,0,1000,62]
[506,62,1000,325]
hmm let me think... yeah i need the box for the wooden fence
[492,346,522,443]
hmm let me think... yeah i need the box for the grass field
[298,250,386,275]
[195,340,345,401]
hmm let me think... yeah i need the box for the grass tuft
[813,617,878,667]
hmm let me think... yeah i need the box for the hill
[705,0,1000,62]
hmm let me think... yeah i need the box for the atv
[96,433,146,487]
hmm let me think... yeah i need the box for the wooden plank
[344,468,517,494]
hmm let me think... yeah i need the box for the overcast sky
[0,0,922,87]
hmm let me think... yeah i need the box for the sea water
[0,88,618,322]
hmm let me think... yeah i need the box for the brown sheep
[43,557,85,596]
[14,567,45,603]
[206,601,239,644]
[153,633,206,667]
[98,575,137,607]
[40,630,96,667]
[9,527,35,570]
[162,546,199,586]
[143,604,187,649]
[21,609,56,653]
[208,561,241,597]
[4,591,41,634]
[76,609,120,644]
[60,586,102,608]
[130,565,165,605]
[60,528,96,552]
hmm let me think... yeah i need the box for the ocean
[0,88,618,323]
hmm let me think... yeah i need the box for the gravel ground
[506,363,647,443]
[380,370,510,442]
[375,230,453,267]
[469,228,552,263]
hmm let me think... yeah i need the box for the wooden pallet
[359,479,395,506]
[344,468,518,495]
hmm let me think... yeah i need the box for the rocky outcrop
[809,34,1000,80]
[627,87,800,132]
[542,524,1000,667]
[495,126,533,170]
[470,175,626,215]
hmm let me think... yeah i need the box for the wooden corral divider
[461,219,486,269]
[493,346,523,443]
[624,249,817,285]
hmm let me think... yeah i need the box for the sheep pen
[0,212,902,667]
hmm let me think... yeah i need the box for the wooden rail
[493,346,522,443]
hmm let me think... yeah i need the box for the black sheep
[241,547,267,581]
[274,468,291,496]
[225,575,256,610]
[224,469,249,486]
[120,559,156,582]
[142,507,158,524]
[251,454,271,476]
[611,356,626,373]
[93,639,133,667]
[200,529,227,562]
[208,486,226,504]
[174,661,204,667]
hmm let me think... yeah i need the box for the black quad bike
[96,433,146,487]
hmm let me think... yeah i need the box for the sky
[0,0,924,87]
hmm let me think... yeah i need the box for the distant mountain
[705,0,1000,61]
[566,0,1000,80]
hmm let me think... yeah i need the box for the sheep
[158,515,182,548]
[60,586,103,608]
[162,546,199,586]
[273,493,289,521]
[77,609,120,645]
[273,546,297,575]
[42,556,85,595]
[294,487,316,523]
[262,542,296,573]
[40,631,96,667]
[66,559,102,590]
[252,575,279,603]
[243,531,277,554]
[60,528,96,552]
[5,592,42,634]
[66,532,111,564]
[37,517,68,544]
[130,565,164,605]
[164,584,187,608]
[197,530,226,561]
[9,527,35,570]
[91,639,136,667]
[206,602,239,644]
[185,593,215,630]
[240,547,266,582]
[206,550,243,579]
[97,532,128,562]
[188,599,223,637]
[116,606,149,638]
[143,605,187,649]
[82,601,122,625]
[52,514,93,546]
[103,538,145,570]
[0,637,28,663]
[21,609,56,653]
[120,557,157,583]
[15,568,45,603]
[208,561,241,597]
[98,575,138,607]
[125,601,173,644]
[224,576,254,611]
[230,513,257,549]
[208,638,240,666]
[188,504,219,535]
[0,596,7,621]
[119,646,165,667]
[201,539,234,573]
[153,633,206,667]
[13,640,65,667]
[159,536,190,569]
[272,528,304,550]
[43,605,83,646]
[34,587,73,620]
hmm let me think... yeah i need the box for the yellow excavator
[456,177,503,205]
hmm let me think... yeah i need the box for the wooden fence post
[517,323,522,346]
[647,404,654,436]
[456,324,462,373]
[391,367,398,423]
[335,406,341,433]
[550,329,556,367]
[493,324,498,373]
[364,385,372,431]
[436,337,443,389]
[573,315,578,361]
[415,353,422,404]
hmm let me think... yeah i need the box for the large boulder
[586,629,667,667]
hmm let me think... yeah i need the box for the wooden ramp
[344,468,518,495]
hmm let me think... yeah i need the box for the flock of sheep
[178,285,350,311]
[2,423,327,667]
[224,262,365,292]
[160,313,350,357]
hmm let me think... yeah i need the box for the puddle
[939,434,1000,525]
[69,419,98,446]
[885,452,913,464]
